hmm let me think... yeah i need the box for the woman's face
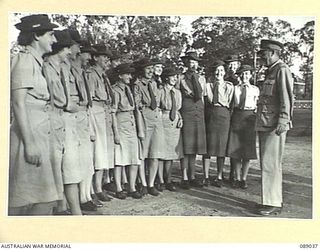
[153,64,163,76]
[188,59,198,72]
[240,70,252,83]
[58,47,71,63]
[38,31,57,54]
[143,65,154,79]
[80,52,91,67]
[167,75,178,86]
[69,44,80,61]
[214,65,225,81]
[119,73,132,84]
[95,55,110,69]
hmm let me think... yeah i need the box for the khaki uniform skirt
[115,111,141,165]
[91,102,114,170]
[141,107,165,159]
[206,106,231,157]
[9,103,64,207]
[76,109,94,176]
[181,98,207,155]
[227,109,257,159]
[161,111,184,160]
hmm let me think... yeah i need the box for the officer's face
[153,64,163,76]
[80,52,91,67]
[111,59,121,68]
[143,65,154,79]
[214,65,225,81]
[259,50,273,66]
[228,61,239,73]
[168,75,178,86]
[38,31,57,54]
[119,73,132,84]
[69,44,80,61]
[58,47,71,63]
[240,70,252,83]
[188,59,198,72]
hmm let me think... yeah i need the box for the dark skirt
[181,98,207,155]
[206,106,231,157]
[227,109,257,159]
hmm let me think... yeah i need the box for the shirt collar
[27,45,43,66]
[47,56,61,75]
[268,59,282,70]
[141,77,152,86]
[115,81,126,91]
[93,65,104,78]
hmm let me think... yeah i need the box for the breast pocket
[262,79,275,96]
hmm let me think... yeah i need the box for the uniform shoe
[91,194,103,207]
[165,182,176,191]
[128,191,142,199]
[148,187,160,196]
[54,210,72,216]
[122,183,130,194]
[102,182,114,192]
[190,179,204,188]
[180,180,190,190]
[96,191,112,202]
[115,191,127,200]
[240,180,248,189]
[211,178,223,188]
[156,183,165,192]
[257,205,282,216]
[203,178,210,187]
[231,180,241,189]
[80,201,98,211]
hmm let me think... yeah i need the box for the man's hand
[275,123,287,135]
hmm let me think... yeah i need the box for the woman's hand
[24,143,42,166]
[114,134,120,145]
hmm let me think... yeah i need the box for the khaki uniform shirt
[255,60,294,131]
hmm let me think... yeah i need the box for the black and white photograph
[8,13,313,218]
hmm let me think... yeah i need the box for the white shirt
[233,83,259,110]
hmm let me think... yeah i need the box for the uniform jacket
[255,60,294,131]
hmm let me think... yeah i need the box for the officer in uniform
[255,39,294,216]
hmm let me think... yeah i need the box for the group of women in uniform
[9,14,260,216]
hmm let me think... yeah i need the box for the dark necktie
[103,74,115,105]
[82,70,92,107]
[239,84,247,109]
[148,81,157,110]
[190,73,202,102]
[71,68,83,102]
[125,85,134,107]
[170,89,176,121]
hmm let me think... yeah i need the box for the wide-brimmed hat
[210,60,226,70]
[67,29,86,44]
[180,51,202,62]
[236,64,253,74]
[15,14,58,32]
[110,49,121,61]
[224,54,240,63]
[136,57,155,69]
[92,44,113,58]
[52,30,77,50]
[80,41,96,54]
[151,58,164,65]
[257,39,284,54]
[162,67,180,77]
[114,63,135,75]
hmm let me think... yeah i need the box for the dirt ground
[87,109,312,218]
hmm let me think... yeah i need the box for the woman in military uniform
[204,60,234,188]
[158,67,184,191]
[227,65,259,189]
[9,15,60,215]
[112,63,142,199]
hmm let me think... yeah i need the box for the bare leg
[188,154,196,180]
[164,160,173,183]
[241,159,250,181]
[80,174,94,203]
[114,166,123,192]
[231,158,242,181]
[29,201,57,216]
[94,170,104,193]
[202,156,210,179]
[122,167,128,184]
[129,165,139,192]
[148,158,159,187]
[217,157,225,180]
[158,160,164,184]
[138,160,147,187]
[180,156,189,181]
[64,184,82,215]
